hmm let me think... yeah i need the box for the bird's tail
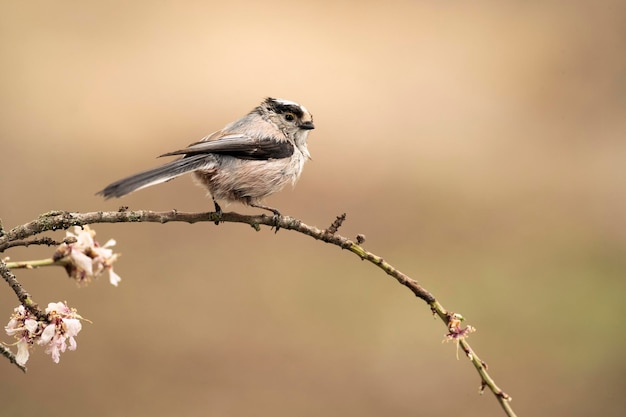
[97,154,212,199]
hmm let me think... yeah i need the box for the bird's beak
[300,121,315,130]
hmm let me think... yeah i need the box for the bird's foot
[251,203,282,232]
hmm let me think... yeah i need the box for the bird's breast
[193,150,307,203]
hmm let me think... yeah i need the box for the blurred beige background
[1,1,625,416]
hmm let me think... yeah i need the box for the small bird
[97,98,314,217]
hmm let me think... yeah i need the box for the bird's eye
[284,113,295,122]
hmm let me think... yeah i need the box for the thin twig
[0,344,26,373]
[5,258,57,269]
[324,213,346,235]
[0,259,45,320]
[460,339,515,415]
[0,236,60,252]
[0,210,516,416]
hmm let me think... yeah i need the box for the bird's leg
[250,203,281,217]
[212,198,223,225]
[250,202,282,232]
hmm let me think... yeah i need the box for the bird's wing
[159,133,294,160]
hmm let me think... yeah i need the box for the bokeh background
[1,1,625,416]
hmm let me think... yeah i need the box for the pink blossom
[54,226,122,286]
[5,302,85,366]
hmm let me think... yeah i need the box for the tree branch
[0,209,516,416]
[0,259,45,320]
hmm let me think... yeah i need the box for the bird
[97,97,314,218]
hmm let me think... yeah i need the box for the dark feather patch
[212,138,294,160]
[260,97,305,118]
[162,137,294,160]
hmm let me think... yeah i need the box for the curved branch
[0,209,516,416]
[0,344,26,373]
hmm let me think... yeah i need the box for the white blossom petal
[45,302,66,314]
[63,318,82,337]
[107,268,122,286]
[58,337,68,353]
[93,245,113,257]
[24,319,39,334]
[68,336,78,351]
[103,239,116,248]
[48,344,61,363]
[15,338,30,366]
[39,323,56,345]
[5,318,19,335]
[70,251,93,276]
[74,226,95,248]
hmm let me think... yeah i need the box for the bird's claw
[271,213,281,233]
[213,200,223,225]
